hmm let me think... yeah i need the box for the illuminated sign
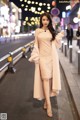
[59,0,70,3]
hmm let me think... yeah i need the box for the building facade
[0,0,22,36]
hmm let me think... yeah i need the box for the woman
[76,26,80,48]
[29,12,64,117]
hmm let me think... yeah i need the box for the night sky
[9,0,70,20]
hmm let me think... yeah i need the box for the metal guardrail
[0,41,34,79]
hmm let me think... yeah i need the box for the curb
[59,51,80,120]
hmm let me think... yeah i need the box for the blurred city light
[25,17,28,21]
[25,5,28,7]
[24,0,27,2]
[48,6,51,9]
[52,1,56,6]
[20,0,23,2]
[66,5,71,10]
[12,8,16,13]
[36,2,38,5]
[24,8,28,11]
[31,7,36,12]
[21,4,24,7]
[73,17,79,23]
[27,1,31,4]
[43,3,46,6]
[32,1,34,4]
[38,7,41,11]
[39,3,42,6]
[62,11,66,18]
[47,4,50,6]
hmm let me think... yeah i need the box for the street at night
[0,0,80,120]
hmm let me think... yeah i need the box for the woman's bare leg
[44,79,52,109]
[43,79,53,117]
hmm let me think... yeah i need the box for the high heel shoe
[47,107,53,117]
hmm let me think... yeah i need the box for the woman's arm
[33,28,39,47]
[28,29,40,63]
[54,31,64,48]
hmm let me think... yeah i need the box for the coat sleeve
[34,29,39,47]
[54,31,64,48]
[28,29,40,63]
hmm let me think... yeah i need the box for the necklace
[41,28,48,32]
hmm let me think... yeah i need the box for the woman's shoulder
[35,28,43,35]
[35,28,42,32]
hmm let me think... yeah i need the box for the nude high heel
[47,106,53,117]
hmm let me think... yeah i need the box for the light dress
[37,29,53,80]
[28,28,64,100]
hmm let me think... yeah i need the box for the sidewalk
[58,40,80,119]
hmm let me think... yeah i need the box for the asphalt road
[0,35,34,58]
[0,53,77,120]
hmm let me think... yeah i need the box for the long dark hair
[40,12,56,41]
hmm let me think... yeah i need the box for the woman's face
[42,16,49,27]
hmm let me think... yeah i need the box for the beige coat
[29,29,64,100]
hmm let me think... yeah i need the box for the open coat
[28,28,64,100]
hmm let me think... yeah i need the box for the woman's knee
[42,78,49,81]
